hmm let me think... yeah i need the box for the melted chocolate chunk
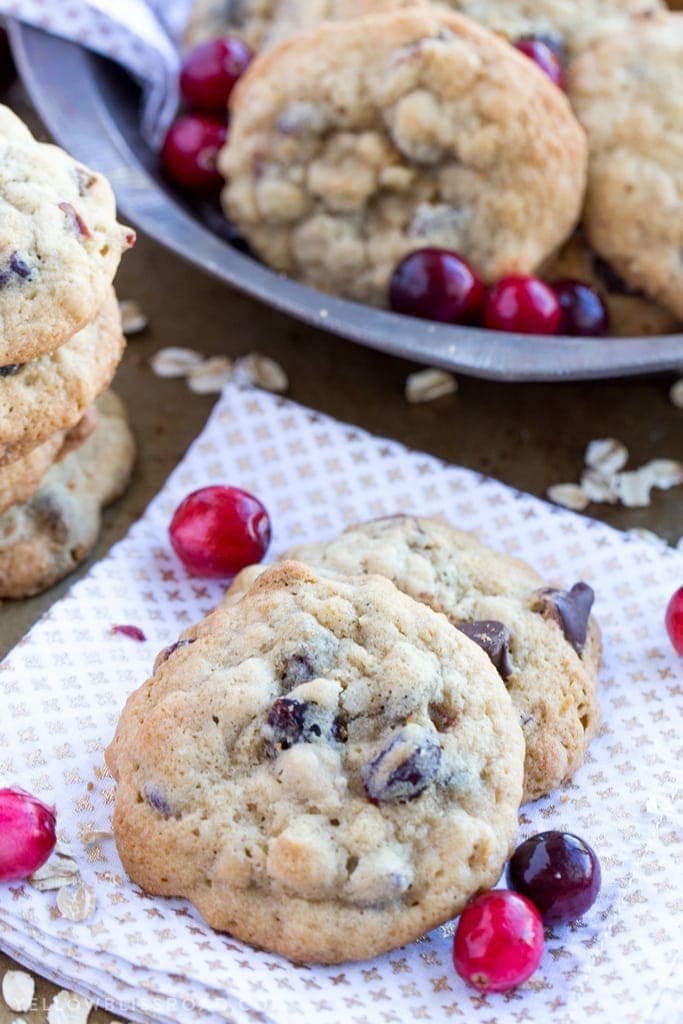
[457,620,512,681]
[0,363,22,377]
[361,725,441,803]
[531,582,594,653]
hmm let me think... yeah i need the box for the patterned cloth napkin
[0,0,194,143]
[0,384,681,1024]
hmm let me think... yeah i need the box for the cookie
[568,15,683,319]
[220,7,587,305]
[0,408,99,516]
[0,104,134,364]
[106,561,524,963]
[227,516,602,802]
[0,287,124,466]
[185,0,663,57]
[0,391,135,599]
[542,232,681,337]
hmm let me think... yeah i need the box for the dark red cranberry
[389,249,486,324]
[506,831,601,925]
[265,697,306,751]
[554,279,610,336]
[180,36,252,114]
[169,485,270,578]
[453,890,544,992]
[665,587,683,655]
[160,115,227,193]
[515,37,566,90]
[484,275,561,335]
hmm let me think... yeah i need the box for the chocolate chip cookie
[0,104,134,364]
[0,288,125,466]
[0,391,135,599]
[106,561,524,963]
[568,15,683,319]
[220,7,587,305]
[185,0,662,57]
[227,517,602,802]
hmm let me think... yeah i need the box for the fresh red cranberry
[515,37,566,90]
[169,485,271,578]
[484,275,561,335]
[665,587,683,655]
[453,890,544,993]
[506,831,601,926]
[0,788,56,882]
[160,115,227,192]
[389,249,486,324]
[180,37,252,114]
[554,279,610,336]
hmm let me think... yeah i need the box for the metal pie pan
[10,22,683,382]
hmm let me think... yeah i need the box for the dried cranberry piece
[59,202,91,239]
[264,697,306,752]
[111,624,147,642]
[155,637,196,668]
[361,725,441,802]
[0,363,22,377]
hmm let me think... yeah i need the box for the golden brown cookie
[227,516,602,802]
[220,7,587,304]
[106,561,524,963]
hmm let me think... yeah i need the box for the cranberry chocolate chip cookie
[568,15,683,320]
[185,0,663,58]
[227,517,601,802]
[0,104,134,364]
[220,7,587,305]
[0,391,135,599]
[0,288,125,466]
[106,562,524,963]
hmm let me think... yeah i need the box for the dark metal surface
[9,22,683,381]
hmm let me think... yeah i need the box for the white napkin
[0,0,194,143]
[0,384,681,1024]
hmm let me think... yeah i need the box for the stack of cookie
[185,0,683,336]
[106,516,600,963]
[0,105,136,599]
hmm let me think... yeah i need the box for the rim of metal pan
[10,21,683,383]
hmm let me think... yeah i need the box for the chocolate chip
[457,620,512,680]
[0,251,34,287]
[531,582,594,653]
[361,725,441,803]
[0,363,22,377]
[144,785,172,816]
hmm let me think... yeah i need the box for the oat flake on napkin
[0,384,682,1024]
[0,0,195,143]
